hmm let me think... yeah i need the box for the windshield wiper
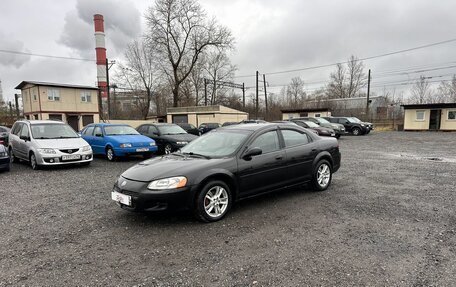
[55,136,78,139]
[183,152,211,159]
[35,137,51,139]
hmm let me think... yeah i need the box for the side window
[250,131,280,154]
[12,123,22,135]
[137,126,145,133]
[94,126,103,136]
[282,129,310,147]
[84,126,95,136]
[20,125,30,138]
[338,118,347,124]
[148,125,158,134]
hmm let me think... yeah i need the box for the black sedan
[137,123,198,154]
[291,120,336,137]
[198,123,221,134]
[176,123,201,136]
[112,123,341,222]
[0,144,10,172]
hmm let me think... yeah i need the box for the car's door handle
[275,155,283,160]
[312,148,317,152]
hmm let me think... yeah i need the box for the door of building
[429,110,441,130]
[172,115,188,123]
[67,115,79,132]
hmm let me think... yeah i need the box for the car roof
[90,123,130,127]
[26,120,65,125]
[222,123,285,131]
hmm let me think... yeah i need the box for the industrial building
[402,103,456,131]
[281,108,331,120]
[167,105,248,126]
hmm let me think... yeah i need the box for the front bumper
[112,177,196,211]
[0,156,10,169]
[36,151,93,165]
[114,146,158,156]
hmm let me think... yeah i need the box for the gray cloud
[0,31,31,68]
[59,0,142,59]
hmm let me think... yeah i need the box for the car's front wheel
[352,127,361,136]
[9,148,18,163]
[195,180,232,222]
[106,147,116,161]
[164,144,173,155]
[312,160,332,191]
[30,153,40,170]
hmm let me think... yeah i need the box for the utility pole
[242,83,245,108]
[204,78,207,106]
[8,101,13,117]
[106,58,110,119]
[14,94,20,118]
[366,69,371,121]
[263,74,268,121]
[255,71,259,119]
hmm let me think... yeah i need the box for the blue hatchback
[80,123,158,161]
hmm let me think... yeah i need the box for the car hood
[160,133,197,142]
[121,154,226,182]
[34,137,89,148]
[106,134,154,143]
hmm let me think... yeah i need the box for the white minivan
[8,120,93,170]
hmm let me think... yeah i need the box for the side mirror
[20,135,30,141]
[152,132,159,136]
[95,133,103,137]
[243,147,262,160]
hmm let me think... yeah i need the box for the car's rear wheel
[30,153,40,170]
[106,147,116,161]
[195,180,232,222]
[164,144,173,155]
[312,160,332,191]
[352,127,361,136]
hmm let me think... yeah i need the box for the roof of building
[15,81,99,90]
[401,103,456,109]
[281,108,331,113]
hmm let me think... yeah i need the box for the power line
[0,49,95,62]
[234,37,456,78]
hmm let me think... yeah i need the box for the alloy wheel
[317,163,331,188]
[164,144,172,155]
[30,154,38,170]
[106,148,114,161]
[204,186,229,218]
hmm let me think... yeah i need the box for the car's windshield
[180,130,250,158]
[105,125,139,136]
[350,117,361,123]
[158,125,187,135]
[31,124,79,139]
[315,118,330,124]
[304,121,319,128]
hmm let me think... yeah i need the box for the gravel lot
[1,131,455,286]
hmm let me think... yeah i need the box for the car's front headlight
[120,143,132,148]
[37,148,56,154]
[148,176,187,190]
[149,142,156,146]
[81,145,92,152]
[361,124,365,127]
[0,152,6,157]
[176,141,188,145]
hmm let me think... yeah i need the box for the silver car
[8,120,93,170]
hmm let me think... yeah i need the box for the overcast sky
[1,0,456,103]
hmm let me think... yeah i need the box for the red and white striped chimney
[93,14,107,99]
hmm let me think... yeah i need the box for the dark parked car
[111,123,341,222]
[323,116,369,136]
[176,123,201,136]
[349,117,374,133]
[0,144,10,172]
[291,120,336,137]
[298,117,346,138]
[137,123,198,154]
[198,123,221,134]
[0,126,10,145]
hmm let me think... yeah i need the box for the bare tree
[116,40,160,119]
[205,50,237,105]
[410,75,433,104]
[327,56,366,98]
[438,75,456,103]
[286,77,306,107]
[188,55,206,106]
[145,0,234,107]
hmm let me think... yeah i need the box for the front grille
[60,148,80,154]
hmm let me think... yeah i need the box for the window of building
[314,113,321,117]
[34,114,39,120]
[250,131,280,154]
[49,114,63,121]
[416,110,425,121]
[33,94,37,101]
[448,110,456,120]
[48,89,60,101]
[81,91,92,102]
[82,115,94,126]
[281,129,310,147]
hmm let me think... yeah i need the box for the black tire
[106,147,116,161]
[194,180,232,222]
[311,160,332,191]
[30,152,40,170]
[335,134,341,139]
[163,144,173,155]
[143,153,152,159]
[352,127,361,136]
[9,148,18,163]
